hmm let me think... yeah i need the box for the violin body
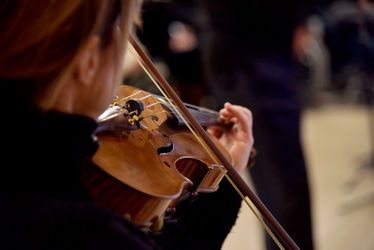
[81,85,233,230]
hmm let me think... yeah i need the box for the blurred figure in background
[196,1,335,249]
[322,0,374,101]
[135,0,208,105]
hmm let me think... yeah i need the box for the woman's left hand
[207,102,254,173]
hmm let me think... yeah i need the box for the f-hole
[175,157,209,190]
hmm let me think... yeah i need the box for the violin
[84,35,299,249]
[81,85,233,231]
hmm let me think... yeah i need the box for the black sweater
[0,106,242,249]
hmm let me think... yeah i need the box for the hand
[207,102,254,173]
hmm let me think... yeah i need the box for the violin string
[112,91,150,106]
[145,101,163,108]
[111,87,167,118]
[144,102,181,117]
[138,94,153,101]
[112,92,140,106]
[129,39,287,250]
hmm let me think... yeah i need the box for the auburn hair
[0,0,141,106]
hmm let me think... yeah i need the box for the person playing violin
[0,1,254,249]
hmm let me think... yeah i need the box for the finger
[219,109,233,123]
[219,103,236,121]
[207,126,223,139]
[224,103,253,133]
[225,102,252,119]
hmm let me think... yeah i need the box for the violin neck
[173,103,222,128]
[156,95,227,128]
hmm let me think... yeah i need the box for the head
[0,0,142,119]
